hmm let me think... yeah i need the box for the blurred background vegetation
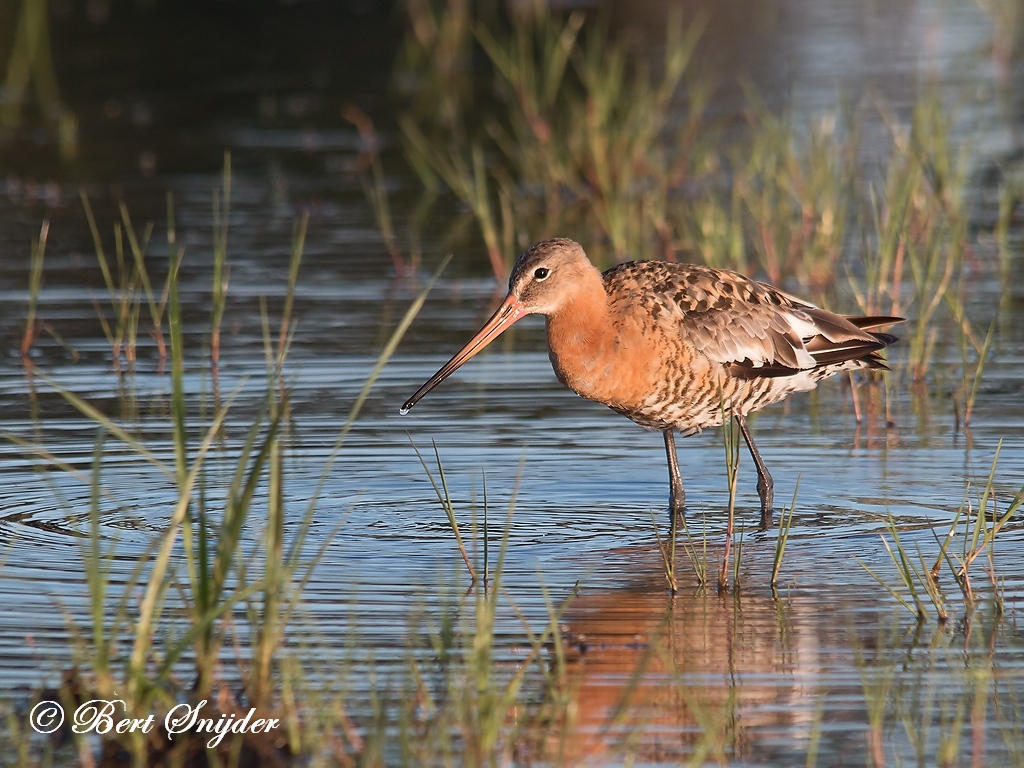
[1,0,1021,284]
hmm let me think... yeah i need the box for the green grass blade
[771,478,800,586]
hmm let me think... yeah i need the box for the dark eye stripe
[534,267,550,280]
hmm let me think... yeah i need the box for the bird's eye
[533,267,550,280]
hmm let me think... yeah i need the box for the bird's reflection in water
[548,579,829,764]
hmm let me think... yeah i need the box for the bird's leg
[736,414,773,529]
[663,429,685,523]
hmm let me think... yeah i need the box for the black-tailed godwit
[401,238,903,529]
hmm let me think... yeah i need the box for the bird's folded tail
[806,314,904,369]
[727,313,904,378]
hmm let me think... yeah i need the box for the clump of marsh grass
[399,2,709,275]
[80,172,240,381]
[80,192,172,373]
[402,124,514,279]
[855,444,1023,624]
[650,508,679,594]
[847,94,968,384]
[944,443,1022,612]
[855,510,943,622]
[8,204,444,763]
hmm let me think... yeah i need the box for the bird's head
[506,238,596,316]
[400,238,597,414]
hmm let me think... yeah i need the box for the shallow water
[2,0,1024,764]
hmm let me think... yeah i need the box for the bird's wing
[606,262,897,377]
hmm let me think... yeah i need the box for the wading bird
[401,239,902,529]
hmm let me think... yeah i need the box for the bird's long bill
[400,293,526,414]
